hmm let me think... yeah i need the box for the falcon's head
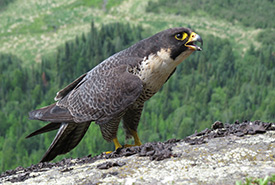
[153,27,203,60]
[129,27,203,63]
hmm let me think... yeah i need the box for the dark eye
[175,33,183,40]
[175,32,188,41]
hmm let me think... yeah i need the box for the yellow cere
[175,32,188,41]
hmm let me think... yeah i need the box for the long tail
[26,122,61,138]
[27,103,91,162]
[39,122,91,162]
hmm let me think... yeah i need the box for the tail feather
[28,103,91,162]
[40,122,91,162]
[26,122,61,138]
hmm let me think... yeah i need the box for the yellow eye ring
[175,32,188,41]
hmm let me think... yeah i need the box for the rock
[97,161,126,170]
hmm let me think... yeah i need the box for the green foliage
[0,0,15,11]
[257,29,275,45]
[236,175,275,185]
[77,0,124,10]
[147,0,275,28]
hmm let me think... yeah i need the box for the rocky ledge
[1,120,275,185]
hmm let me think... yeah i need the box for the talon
[131,130,142,146]
[104,151,112,154]
[106,134,141,154]
[123,130,142,148]
[113,138,122,150]
[103,138,123,154]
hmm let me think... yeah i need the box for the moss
[236,175,275,185]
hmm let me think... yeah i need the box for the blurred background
[0,0,274,172]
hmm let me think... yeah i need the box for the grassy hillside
[1,0,273,65]
[147,0,275,29]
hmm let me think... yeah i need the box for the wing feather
[57,63,143,124]
[29,103,74,122]
[55,73,87,101]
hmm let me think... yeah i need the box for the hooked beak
[185,32,203,51]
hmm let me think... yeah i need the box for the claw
[103,138,122,155]
[131,130,142,146]
[123,130,142,148]
[104,151,112,154]
[113,138,122,150]
[103,132,142,155]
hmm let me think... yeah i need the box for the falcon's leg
[113,137,122,149]
[124,129,142,147]
[99,117,121,142]
[99,117,123,153]
[122,104,144,147]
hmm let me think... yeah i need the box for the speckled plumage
[27,27,202,162]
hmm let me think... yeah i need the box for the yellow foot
[131,130,142,146]
[113,137,122,150]
[123,130,142,148]
[104,151,113,154]
[103,138,123,154]
[103,134,142,154]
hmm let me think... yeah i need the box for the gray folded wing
[58,64,143,124]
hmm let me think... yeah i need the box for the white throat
[136,48,194,92]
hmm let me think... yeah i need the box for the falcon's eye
[175,32,188,41]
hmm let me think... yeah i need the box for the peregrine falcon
[27,27,203,162]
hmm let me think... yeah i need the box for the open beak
[185,32,203,51]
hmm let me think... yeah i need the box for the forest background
[0,0,274,173]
